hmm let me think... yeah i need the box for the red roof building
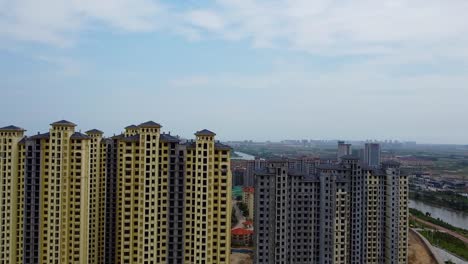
[231,228,253,246]
[243,220,253,228]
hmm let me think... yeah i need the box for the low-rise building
[231,228,253,246]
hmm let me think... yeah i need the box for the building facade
[184,130,232,264]
[0,126,25,264]
[242,187,254,220]
[254,157,408,264]
[0,121,232,264]
[244,158,267,187]
[364,143,381,167]
[337,141,352,160]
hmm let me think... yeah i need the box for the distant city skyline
[0,119,461,145]
[2,1,468,144]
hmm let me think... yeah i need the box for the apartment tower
[364,143,381,167]
[1,120,233,264]
[0,126,25,264]
[337,141,352,160]
[184,130,232,264]
[254,157,408,264]
[112,124,232,264]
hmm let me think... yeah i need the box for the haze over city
[2,0,468,143]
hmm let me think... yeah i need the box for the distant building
[337,141,352,160]
[254,157,408,264]
[364,143,381,167]
[233,169,245,186]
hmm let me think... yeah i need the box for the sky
[1,0,468,144]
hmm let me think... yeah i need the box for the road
[411,215,468,244]
[232,201,246,229]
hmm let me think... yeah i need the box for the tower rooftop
[70,132,90,140]
[138,121,161,128]
[50,120,76,127]
[85,129,104,135]
[0,125,25,131]
[195,129,216,136]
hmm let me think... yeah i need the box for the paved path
[232,201,246,229]
[411,215,468,244]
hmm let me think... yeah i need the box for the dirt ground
[230,253,253,264]
[408,229,438,264]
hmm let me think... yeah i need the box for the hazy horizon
[2,1,468,144]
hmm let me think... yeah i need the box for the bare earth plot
[230,253,253,264]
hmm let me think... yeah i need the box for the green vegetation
[409,218,425,229]
[238,202,249,217]
[410,208,468,238]
[410,190,468,213]
[419,230,468,261]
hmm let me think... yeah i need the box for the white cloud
[186,10,225,31]
[182,0,468,56]
[0,0,163,46]
[2,0,468,58]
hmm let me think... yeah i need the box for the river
[233,151,256,160]
[409,199,468,230]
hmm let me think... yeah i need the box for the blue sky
[1,0,468,143]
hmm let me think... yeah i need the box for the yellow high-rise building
[1,120,233,264]
[0,125,25,264]
[86,129,107,264]
[37,120,91,264]
[114,124,232,264]
[114,121,166,263]
[184,130,232,264]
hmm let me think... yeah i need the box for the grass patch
[419,230,468,261]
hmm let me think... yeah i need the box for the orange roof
[231,228,253,235]
[243,220,253,225]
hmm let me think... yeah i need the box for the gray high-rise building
[364,143,381,167]
[245,158,267,187]
[337,141,352,160]
[254,157,408,264]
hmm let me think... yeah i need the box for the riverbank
[410,199,468,230]
[410,189,468,213]
[410,208,468,239]
[410,208,468,262]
